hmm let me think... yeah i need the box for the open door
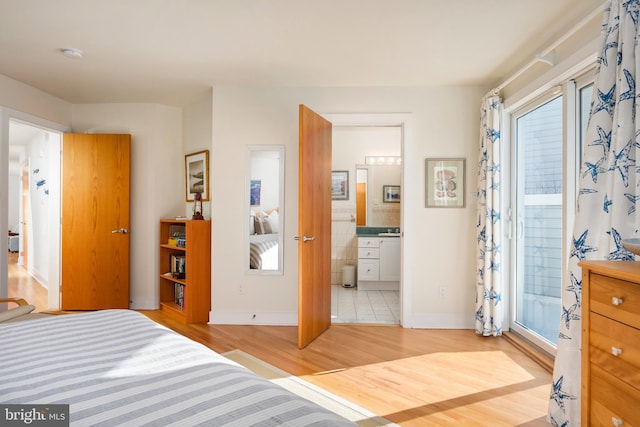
[297,105,332,348]
[61,133,130,310]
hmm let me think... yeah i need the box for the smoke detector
[61,48,83,59]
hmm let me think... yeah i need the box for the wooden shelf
[158,219,211,324]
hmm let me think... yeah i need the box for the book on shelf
[174,283,184,308]
[168,224,187,247]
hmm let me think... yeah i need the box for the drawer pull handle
[612,417,623,426]
[612,297,624,306]
[611,346,623,357]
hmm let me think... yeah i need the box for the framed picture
[383,185,400,203]
[250,180,261,206]
[185,150,209,201]
[332,170,349,200]
[425,158,465,208]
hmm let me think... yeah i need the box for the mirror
[356,163,401,227]
[245,145,285,274]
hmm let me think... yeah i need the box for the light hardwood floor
[142,311,552,426]
[7,252,48,311]
[8,257,552,426]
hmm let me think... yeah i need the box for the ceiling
[0,0,604,108]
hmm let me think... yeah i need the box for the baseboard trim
[210,310,297,325]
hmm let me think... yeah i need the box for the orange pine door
[298,105,332,349]
[61,133,131,310]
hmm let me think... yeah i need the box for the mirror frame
[245,145,285,275]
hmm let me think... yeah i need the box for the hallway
[7,252,48,311]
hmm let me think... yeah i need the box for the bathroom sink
[378,232,400,237]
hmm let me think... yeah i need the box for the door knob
[111,228,128,234]
[294,234,316,243]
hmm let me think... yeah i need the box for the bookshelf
[159,219,211,323]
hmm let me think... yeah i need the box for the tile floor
[331,285,400,324]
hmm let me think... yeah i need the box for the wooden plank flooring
[142,310,552,426]
[7,252,48,311]
[7,256,552,425]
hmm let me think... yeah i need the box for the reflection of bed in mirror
[249,208,279,270]
[250,233,278,270]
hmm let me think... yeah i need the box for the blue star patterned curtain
[549,1,640,424]
[475,92,503,337]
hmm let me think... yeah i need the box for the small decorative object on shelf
[192,192,204,220]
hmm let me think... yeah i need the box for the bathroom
[330,125,401,324]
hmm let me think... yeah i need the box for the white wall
[71,103,184,309]
[26,132,52,286]
[211,85,484,328]
[182,89,213,219]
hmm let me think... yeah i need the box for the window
[509,73,594,353]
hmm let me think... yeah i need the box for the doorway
[6,119,62,311]
[325,113,409,325]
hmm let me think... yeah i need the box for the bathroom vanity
[357,233,400,291]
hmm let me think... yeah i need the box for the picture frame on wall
[331,170,349,200]
[383,185,400,203]
[185,150,210,201]
[250,180,261,206]
[425,158,465,208]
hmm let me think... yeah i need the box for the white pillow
[265,210,279,233]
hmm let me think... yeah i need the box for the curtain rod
[488,0,607,97]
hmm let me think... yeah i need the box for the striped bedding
[249,233,279,270]
[0,310,355,426]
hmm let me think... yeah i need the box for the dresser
[357,236,400,291]
[580,261,640,426]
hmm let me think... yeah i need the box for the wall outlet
[439,287,446,297]
[238,283,244,295]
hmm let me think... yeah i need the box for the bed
[0,309,355,426]
[249,233,279,270]
[249,209,280,270]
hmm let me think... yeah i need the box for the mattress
[0,310,355,426]
[249,233,279,270]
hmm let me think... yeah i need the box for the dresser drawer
[591,273,640,329]
[358,237,380,248]
[358,260,379,280]
[358,247,380,259]
[590,364,640,426]
[590,312,640,390]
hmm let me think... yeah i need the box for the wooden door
[298,105,332,348]
[61,133,130,310]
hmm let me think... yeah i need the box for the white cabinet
[357,236,399,291]
[379,238,400,281]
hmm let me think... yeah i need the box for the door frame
[322,113,413,327]
[0,107,68,310]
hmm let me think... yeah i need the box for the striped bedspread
[0,310,355,426]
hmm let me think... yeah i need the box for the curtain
[475,92,504,337]
[549,1,640,424]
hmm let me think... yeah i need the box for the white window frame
[504,67,595,355]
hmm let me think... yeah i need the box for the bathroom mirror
[356,163,401,227]
[245,145,285,274]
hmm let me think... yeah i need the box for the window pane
[515,96,563,345]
